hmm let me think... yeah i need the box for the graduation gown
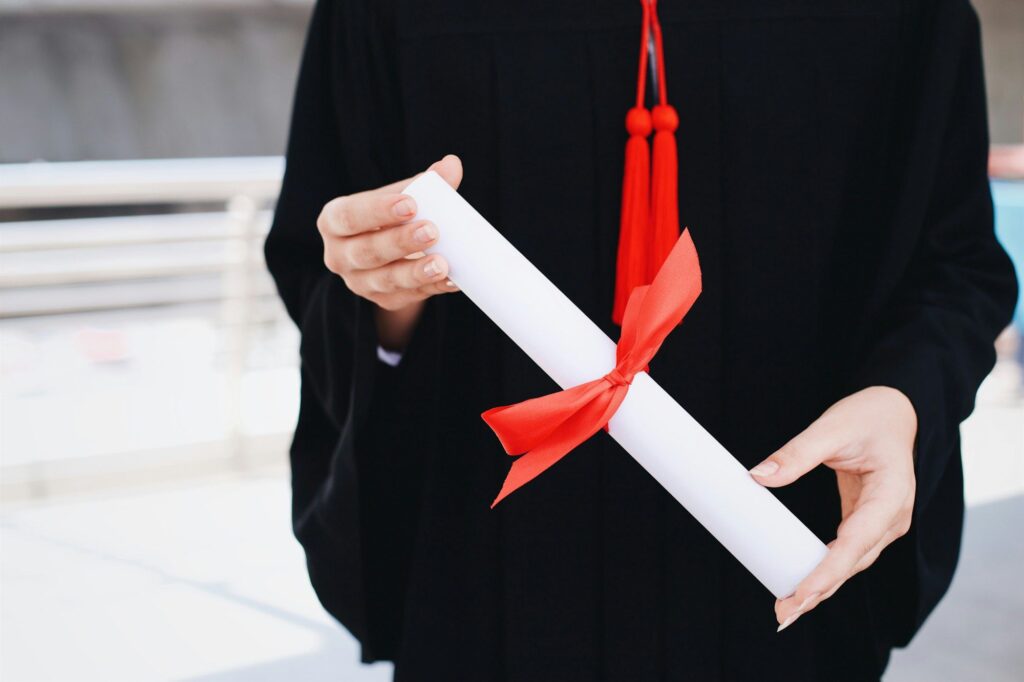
[264,1,1019,679]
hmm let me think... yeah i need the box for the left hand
[749,386,918,631]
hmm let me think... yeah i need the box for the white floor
[3,476,1023,680]
[2,359,1021,681]
[1,473,393,682]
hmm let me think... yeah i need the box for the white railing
[0,157,282,316]
[0,157,291,501]
[0,156,283,208]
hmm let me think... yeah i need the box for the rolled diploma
[405,171,828,598]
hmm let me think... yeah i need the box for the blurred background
[0,1,1021,680]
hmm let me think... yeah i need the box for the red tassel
[649,104,679,278]
[613,0,653,325]
[613,0,681,324]
[613,107,652,325]
[647,2,680,278]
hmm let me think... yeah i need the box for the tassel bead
[626,107,652,137]
[652,104,678,132]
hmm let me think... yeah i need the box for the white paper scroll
[404,171,828,599]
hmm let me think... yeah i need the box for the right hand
[317,155,463,313]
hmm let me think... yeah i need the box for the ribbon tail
[620,229,702,368]
[616,283,650,366]
[646,228,702,327]
[482,379,608,455]
[491,386,628,507]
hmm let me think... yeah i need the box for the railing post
[222,194,259,471]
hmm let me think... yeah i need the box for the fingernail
[797,592,821,613]
[750,460,779,477]
[423,259,443,277]
[394,198,415,217]
[414,223,437,243]
[777,592,820,633]
[446,280,458,288]
[777,612,800,633]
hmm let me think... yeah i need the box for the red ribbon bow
[482,229,702,507]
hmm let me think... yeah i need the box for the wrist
[863,385,919,460]
[374,300,425,351]
[871,385,917,430]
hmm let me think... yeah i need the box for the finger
[318,191,418,238]
[349,255,450,296]
[750,417,843,487]
[374,153,465,196]
[417,278,460,297]
[425,154,464,189]
[775,530,895,633]
[852,532,893,574]
[322,153,463,239]
[340,221,439,270]
[373,277,459,311]
[775,492,897,626]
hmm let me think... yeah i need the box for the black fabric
[264,0,1018,679]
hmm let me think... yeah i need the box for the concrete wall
[976,0,1024,145]
[0,1,313,162]
[0,0,1019,164]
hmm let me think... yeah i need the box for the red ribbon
[482,229,702,507]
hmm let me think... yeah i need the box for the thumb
[426,154,463,190]
[750,418,837,487]
[392,154,464,195]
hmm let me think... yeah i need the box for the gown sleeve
[850,1,1018,642]
[263,0,441,662]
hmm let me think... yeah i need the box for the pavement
[2,347,1021,682]
[1,473,392,682]
[1,469,1022,681]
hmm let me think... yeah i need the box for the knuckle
[375,194,397,223]
[360,272,380,294]
[375,231,402,262]
[401,221,420,245]
[350,241,378,269]
[410,262,428,284]
[368,269,393,294]
[323,250,340,274]
[340,274,360,295]
[324,243,353,274]
[330,198,354,234]
[318,198,343,233]
[403,221,433,249]
[342,274,371,300]
[396,225,420,254]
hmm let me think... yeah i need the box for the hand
[317,155,463,349]
[749,386,918,632]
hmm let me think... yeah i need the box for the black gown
[264,1,1018,679]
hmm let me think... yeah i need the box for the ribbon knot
[481,229,702,507]
[603,367,633,387]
